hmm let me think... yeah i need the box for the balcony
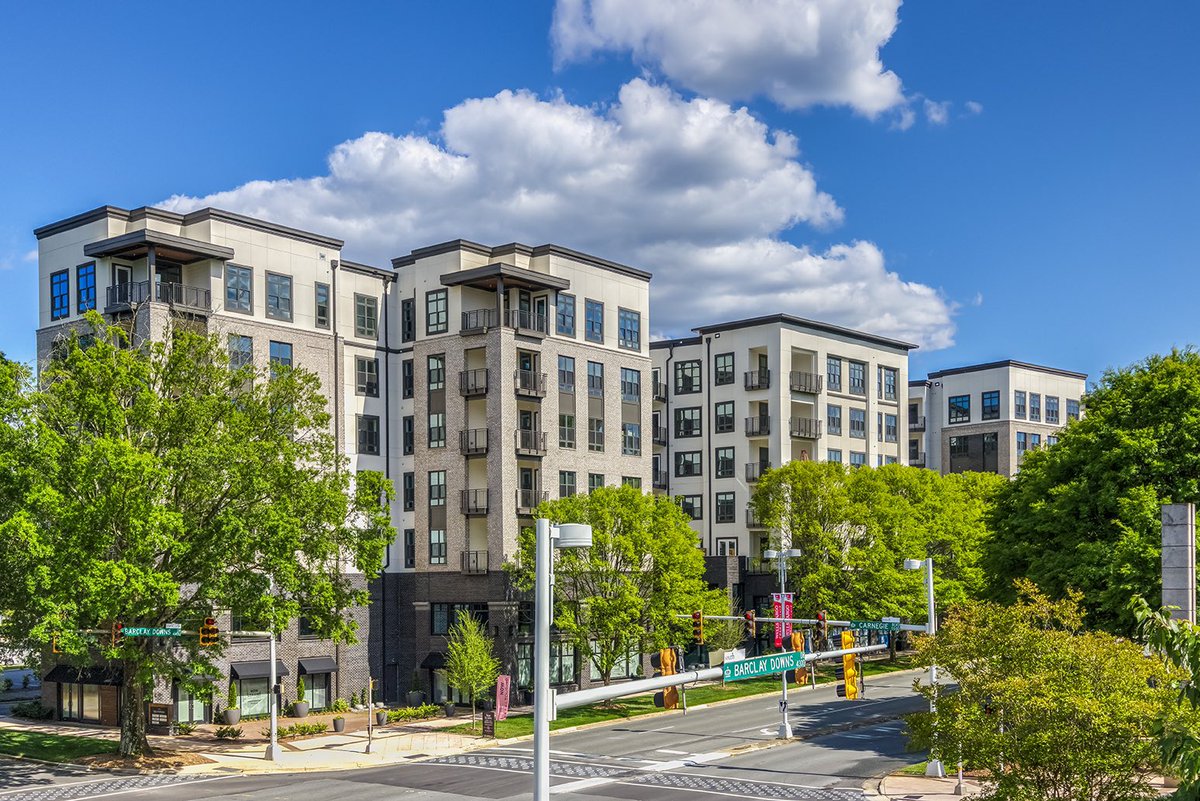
[105,281,212,313]
[745,416,771,437]
[653,382,668,402]
[461,308,500,334]
[746,462,771,483]
[460,428,489,456]
[789,371,822,393]
[515,489,548,515]
[460,368,489,397]
[460,550,489,575]
[652,469,668,490]
[652,426,668,446]
[789,416,822,439]
[515,428,547,456]
[747,507,767,529]
[506,309,548,337]
[744,369,771,391]
[742,557,774,575]
[460,489,489,515]
[514,370,547,398]
[910,416,926,432]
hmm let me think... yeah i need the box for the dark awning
[298,656,338,675]
[440,262,570,293]
[420,652,446,669]
[83,229,235,264]
[44,664,124,686]
[229,660,289,680]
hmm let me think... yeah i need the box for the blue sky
[1,2,1196,384]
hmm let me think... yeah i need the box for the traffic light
[651,647,679,709]
[199,617,219,647]
[816,610,829,648]
[743,610,756,639]
[111,621,124,647]
[692,611,704,645]
[836,630,859,700]
[790,631,805,652]
[52,632,61,654]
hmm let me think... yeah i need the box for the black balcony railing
[789,417,822,439]
[515,369,547,397]
[745,416,771,437]
[516,489,548,513]
[652,469,668,489]
[461,550,489,575]
[742,556,773,575]
[789,371,822,393]
[653,382,668,402]
[909,416,926,432]
[746,462,771,483]
[460,368,489,397]
[515,428,547,456]
[461,308,499,333]
[460,489,489,515]
[460,428,489,456]
[744,369,771,391]
[106,280,212,312]
[506,309,548,335]
[652,425,668,446]
[747,507,767,528]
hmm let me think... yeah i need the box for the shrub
[174,722,197,735]
[215,726,243,740]
[386,703,442,723]
[330,697,350,713]
[12,700,54,719]
[1,678,13,693]
[263,722,328,739]
[227,680,238,711]
[359,688,367,706]
[296,676,306,704]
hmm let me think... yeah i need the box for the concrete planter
[406,691,426,707]
[292,701,309,718]
[223,709,241,725]
[376,710,388,726]
[332,717,346,733]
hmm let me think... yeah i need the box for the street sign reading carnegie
[722,650,806,682]
[849,620,901,632]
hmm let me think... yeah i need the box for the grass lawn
[898,760,929,776]
[0,730,118,762]
[447,654,917,739]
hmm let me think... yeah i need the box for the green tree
[441,613,501,732]
[507,485,724,685]
[984,350,1200,632]
[0,315,394,757]
[908,582,1188,801]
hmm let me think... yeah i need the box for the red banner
[495,674,511,721]
[772,593,794,648]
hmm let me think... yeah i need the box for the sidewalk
[873,771,1176,800]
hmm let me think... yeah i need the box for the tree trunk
[471,694,476,733]
[118,660,150,758]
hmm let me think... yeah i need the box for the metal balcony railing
[652,426,667,446]
[745,416,771,437]
[789,371,822,393]
[460,368,488,397]
[744,369,771,391]
[461,308,499,333]
[506,309,548,335]
[789,417,822,439]
[515,428,547,456]
[652,469,668,489]
[909,416,926,432]
[460,550,489,575]
[514,370,547,398]
[653,382,668,402]
[460,489,489,515]
[742,557,774,575]
[515,489,548,514]
[460,428,489,456]
[747,507,767,528]
[745,462,771,483]
[106,281,212,312]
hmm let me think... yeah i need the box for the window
[715,492,735,523]
[622,423,641,456]
[1067,399,1080,420]
[849,408,866,439]
[1016,432,1028,457]
[1014,390,1027,419]
[675,360,701,394]
[556,293,575,336]
[950,436,969,457]
[315,283,330,328]
[225,265,251,313]
[588,473,604,492]
[228,335,252,369]
[714,401,734,433]
[622,476,642,489]
[827,449,843,463]
[1047,435,1059,447]
[849,361,866,395]
[50,270,69,320]
[1029,393,1041,422]
[878,412,883,442]
[885,413,897,442]
[617,308,641,350]
[427,354,445,391]
[76,263,96,313]
[948,394,971,424]
[428,412,446,448]
[679,495,702,520]
[559,471,576,497]
[558,356,575,393]
[849,451,867,468]
[827,356,842,392]
[882,367,897,400]
[588,361,604,397]
[675,407,701,438]
[355,294,378,338]
[429,471,446,506]
[550,641,576,685]
[266,273,293,321]
[982,390,1000,421]
[269,341,293,370]
[402,359,414,398]
[1046,396,1060,424]
[620,368,641,403]
[676,451,702,477]
[588,418,605,452]
[429,530,447,565]
[714,353,734,385]
[401,298,416,342]
[402,416,414,454]
[357,415,380,455]
[1030,433,1042,449]
[715,447,735,478]
[827,405,842,435]
[356,357,379,396]
[593,641,642,681]
[559,414,576,448]
[584,299,604,343]
[403,473,415,511]
[426,289,448,334]
[404,529,415,568]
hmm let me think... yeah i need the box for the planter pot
[406,691,426,707]
[479,699,494,712]
[223,709,241,725]
[292,701,309,718]
[442,702,456,717]
[332,718,346,733]
[376,710,388,726]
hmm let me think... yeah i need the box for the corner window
[357,414,380,455]
[584,299,604,343]
[355,356,379,396]
[315,283,330,329]
[556,293,576,336]
[981,391,1000,421]
[225,265,251,313]
[355,294,378,339]
[50,270,69,320]
[675,360,701,394]
[1067,399,1080,421]
[426,289,448,335]
[266,273,293,321]
[76,263,96,313]
[948,394,971,424]
[617,308,641,350]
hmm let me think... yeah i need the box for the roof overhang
[440,262,570,293]
[229,660,290,680]
[84,229,235,264]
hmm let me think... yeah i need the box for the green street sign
[722,650,806,682]
[124,627,182,637]
[849,620,901,632]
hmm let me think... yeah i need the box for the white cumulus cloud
[923,98,950,125]
[552,0,906,117]
[164,79,955,349]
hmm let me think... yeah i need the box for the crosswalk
[0,771,228,801]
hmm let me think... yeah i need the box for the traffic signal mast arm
[678,613,927,632]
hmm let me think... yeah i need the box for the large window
[269,340,293,370]
[402,359,414,398]
[848,361,866,395]
[881,367,897,400]
[679,495,702,520]
[715,447,734,478]
[403,473,415,511]
[675,360,701,394]
[558,356,575,393]
[617,308,641,350]
[266,273,293,321]
[356,356,379,396]
[429,530,447,565]
[550,641,576,685]
[229,335,252,369]
[620,368,641,403]
[715,492,735,523]
[428,354,445,391]
[355,294,378,339]
[315,283,330,329]
[1029,393,1041,422]
[225,265,251,313]
[559,414,576,448]
[556,293,575,336]
[714,401,734,433]
[676,451,702,477]
[76,263,96,313]
[948,394,971,424]
[982,390,1000,420]
[588,473,605,493]
[428,471,446,506]
[1067,399,1080,421]
[401,298,415,342]
[592,642,641,681]
[1046,396,1060,424]
[950,435,969,457]
[714,353,734,385]
[1014,390,1027,419]
[584,299,604,343]
[622,423,641,456]
[588,418,605,452]
[849,408,866,438]
[50,270,69,320]
[559,471,577,498]
[827,449,843,463]
[827,356,842,392]
[402,416,414,454]
[849,451,867,468]
[428,412,446,449]
[885,413,897,442]
[827,404,842,435]
[357,415,380,455]
[426,289,448,334]
[588,361,604,397]
[675,407,701,437]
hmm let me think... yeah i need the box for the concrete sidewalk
[873,773,984,800]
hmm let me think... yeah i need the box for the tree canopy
[0,315,393,756]
[442,613,501,731]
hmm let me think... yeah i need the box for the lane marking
[68,776,233,801]
[655,749,689,755]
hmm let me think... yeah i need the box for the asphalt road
[0,669,928,801]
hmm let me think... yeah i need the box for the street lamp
[904,556,945,779]
[763,548,802,739]
[534,518,593,801]
[265,576,281,762]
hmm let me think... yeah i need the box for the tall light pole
[265,576,281,762]
[763,548,802,740]
[534,518,592,801]
[904,556,944,778]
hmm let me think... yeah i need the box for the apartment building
[650,314,914,608]
[909,360,1087,476]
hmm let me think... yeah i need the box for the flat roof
[649,336,703,349]
[83,229,235,264]
[440,262,570,292]
[691,313,918,351]
[926,359,1087,381]
[392,239,651,281]
[340,259,395,281]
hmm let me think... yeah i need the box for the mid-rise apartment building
[909,360,1087,476]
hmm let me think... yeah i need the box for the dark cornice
[926,360,1087,381]
[392,240,651,281]
[339,259,396,282]
[650,336,702,349]
[692,313,918,352]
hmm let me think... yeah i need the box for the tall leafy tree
[507,485,724,685]
[0,314,393,757]
[441,613,501,732]
[985,350,1200,632]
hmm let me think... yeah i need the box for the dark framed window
[1016,431,1028,456]
[357,414,380,455]
[50,270,69,320]
[878,412,884,442]
[827,404,842,435]
[948,394,971,424]
[428,412,446,448]
[426,289,448,334]
[428,471,446,506]
[715,492,735,523]
[675,451,702,477]
[429,530,446,565]
[1029,393,1041,422]
[848,361,866,395]
[402,359,414,398]
[950,435,969,457]
[885,413,897,442]
[620,368,641,403]
[849,451,867,467]
[882,367,897,400]
[556,293,576,336]
[587,361,604,397]
[550,641,576,685]
[404,529,415,568]
[675,360,701,394]
[225,265,251,313]
[617,308,640,350]
[849,408,866,438]
[76,263,96,313]
[679,495,702,520]
[827,449,842,463]
[266,272,293,321]
[269,340,293,370]
[588,473,604,493]
[355,294,378,338]
[714,401,734,433]
[315,283,330,329]
[621,423,641,456]
[584,299,604,343]
[714,353,734,386]
[1031,433,1041,448]
[228,335,252,369]
[675,407,701,438]
[403,472,415,511]
[559,471,576,498]
[558,356,575,393]
[559,414,576,448]
[827,356,842,392]
[1046,396,1060,424]
[401,298,416,342]
[1014,390,1027,419]
[1067,399,1080,420]
[428,354,445,391]
[356,356,379,396]
[715,447,735,478]
[402,415,414,454]
[588,418,604,452]
[981,390,1000,421]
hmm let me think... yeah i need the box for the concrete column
[1161,503,1196,624]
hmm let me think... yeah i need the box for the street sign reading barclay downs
[722,651,806,682]
[123,627,182,637]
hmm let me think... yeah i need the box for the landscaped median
[445,654,917,740]
[0,729,118,763]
